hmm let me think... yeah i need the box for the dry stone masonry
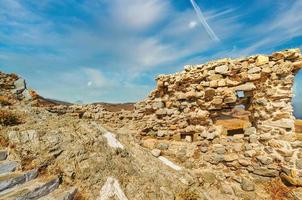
[133,48,302,181]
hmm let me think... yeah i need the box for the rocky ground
[1,49,302,199]
[1,103,302,199]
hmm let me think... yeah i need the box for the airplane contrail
[190,0,220,42]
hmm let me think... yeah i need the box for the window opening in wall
[236,90,245,98]
[227,128,244,136]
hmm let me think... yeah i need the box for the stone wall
[134,49,302,142]
[131,49,302,181]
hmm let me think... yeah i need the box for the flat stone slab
[0,161,19,174]
[158,156,182,171]
[0,177,59,200]
[0,150,8,161]
[97,177,128,200]
[0,169,38,192]
[103,132,124,149]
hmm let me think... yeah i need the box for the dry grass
[176,189,199,200]
[0,109,22,126]
[0,96,11,106]
[265,178,295,200]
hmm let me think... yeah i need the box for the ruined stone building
[133,49,302,178]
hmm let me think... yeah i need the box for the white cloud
[108,0,169,31]
[0,0,244,102]
[189,21,198,29]
[190,0,220,42]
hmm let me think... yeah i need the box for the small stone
[256,55,269,66]
[215,65,229,74]
[249,134,258,143]
[262,66,272,73]
[296,159,302,169]
[235,82,256,91]
[209,80,218,88]
[244,127,256,136]
[263,119,294,129]
[253,167,279,177]
[280,173,302,186]
[224,95,237,103]
[241,177,255,191]
[248,67,261,74]
[152,101,164,109]
[157,143,169,150]
[259,133,272,141]
[151,149,161,157]
[244,150,256,157]
[224,153,238,162]
[205,88,216,101]
[0,150,8,161]
[200,147,208,153]
[157,131,166,137]
[238,159,251,166]
[155,109,167,116]
[220,183,234,195]
[210,154,224,164]
[256,155,273,165]
[212,97,223,105]
[185,135,192,143]
[206,131,218,140]
[200,171,217,185]
[213,144,225,154]
[232,143,242,152]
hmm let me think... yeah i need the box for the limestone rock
[151,149,161,157]
[241,177,255,191]
[13,78,26,94]
[248,67,261,74]
[234,82,256,91]
[256,55,269,66]
[224,154,238,162]
[215,65,229,74]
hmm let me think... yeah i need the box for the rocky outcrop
[0,72,35,104]
[0,149,77,200]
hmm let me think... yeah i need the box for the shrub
[0,96,11,106]
[0,109,22,126]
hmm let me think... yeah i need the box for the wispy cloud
[190,0,220,42]
[0,0,301,105]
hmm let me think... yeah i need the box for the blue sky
[0,0,301,117]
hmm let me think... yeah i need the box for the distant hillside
[35,95,72,107]
[92,102,134,112]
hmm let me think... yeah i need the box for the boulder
[14,78,26,93]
